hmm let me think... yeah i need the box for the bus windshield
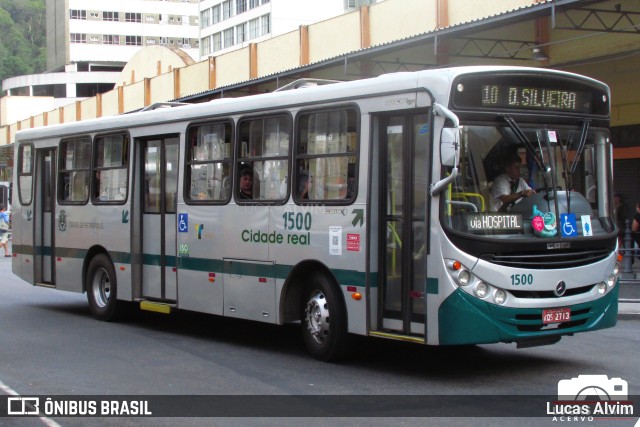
[442,122,612,240]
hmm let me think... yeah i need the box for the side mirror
[440,127,459,167]
[430,103,461,196]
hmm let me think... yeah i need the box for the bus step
[139,300,174,314]
[369,331,425,344]
[34,282,56,289]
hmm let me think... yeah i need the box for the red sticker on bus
[347,234,360,251]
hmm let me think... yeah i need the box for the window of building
[249,0,260,8]
[93,134,129,204]
[236,23,246,44]
[262,0,270,4]
[103,11,119,22]
[212,32,222,52]
[89,11,100,19]
[70,33,87,44]
[103,35,120,45]
[125,12,142,23]
[125,36,142,46]
[248,17,259,39]
[295,108,358,203]
[261,14,270,35]
[201,35,211,55]
[70,10,86,20]
[59,137,91,204]
[212,5,221,24]
[237,0,247,14]
[236,115,291,202]
[186,122,233,203]
[200,8,210,28]
[145,14,155,22]
[223,27,234,48]
[18,144,33,206]
[222,0,233,20]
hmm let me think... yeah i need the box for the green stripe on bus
[12,245,370,287]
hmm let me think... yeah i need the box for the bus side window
[236,115,290,203]
[294,108,357,203]
[185,121,233,203]
[58,137,91,204]
[93,134,128,204]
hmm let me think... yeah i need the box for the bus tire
[301,275,349,362]
[86,254,123,321]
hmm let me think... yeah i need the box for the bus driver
[490,153,535,212]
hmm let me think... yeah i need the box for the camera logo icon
[558,375,628,401]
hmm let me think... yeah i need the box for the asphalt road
[0,253,638,427]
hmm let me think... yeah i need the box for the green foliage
[0,0,46,82]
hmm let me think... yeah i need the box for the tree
[0,0,46,82]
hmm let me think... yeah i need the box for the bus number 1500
[511,274,533,286]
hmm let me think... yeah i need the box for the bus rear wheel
[86,254,123,321]
[301,275,349,362]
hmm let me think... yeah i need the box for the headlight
[494,289,507,305]
[597,282,607,295]
[612,263,620,276]
[475,282,489,298]
[607,275,616,288]
[458,270,471,286]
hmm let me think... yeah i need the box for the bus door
[378,113,430,337]
[137,136,179,302]
[34,148,56,286]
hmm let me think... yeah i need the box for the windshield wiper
[501,114,549,184]
[558,132,573,212]
[570,119,591,175]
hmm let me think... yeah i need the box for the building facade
[198,0,374,58]
[47,0,200,71]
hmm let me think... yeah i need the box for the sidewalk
[618,301,640,317]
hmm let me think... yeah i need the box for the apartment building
[2,0,373,119]
[199,0,375,58]
[48,0,201,72]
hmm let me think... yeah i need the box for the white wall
[1,97,55,126]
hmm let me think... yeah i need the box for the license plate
[542,308,571,324]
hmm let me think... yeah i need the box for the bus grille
[509,284,594,299]
[482,249,610,269]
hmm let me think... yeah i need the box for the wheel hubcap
[92,268,111,308]
[304,290,330,344]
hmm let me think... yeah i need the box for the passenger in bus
[0,205,10,257]
[298,172,310,199]
[490,153,535,212]
[238,167,253,199]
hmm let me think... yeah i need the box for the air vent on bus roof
[274,78,342,92]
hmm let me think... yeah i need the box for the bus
[11,66,619,361]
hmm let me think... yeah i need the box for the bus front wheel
[86,254,123,321]
[301,275,349,362]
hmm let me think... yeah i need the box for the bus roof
[15,66,608,143]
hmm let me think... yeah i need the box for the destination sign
[481,85,593,113]
[466,213,523,231]
[450,73,609,116]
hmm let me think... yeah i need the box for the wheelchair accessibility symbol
[560,213,577,237]
[178,213,188,232]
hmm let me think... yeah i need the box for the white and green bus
[12,66,619,361]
